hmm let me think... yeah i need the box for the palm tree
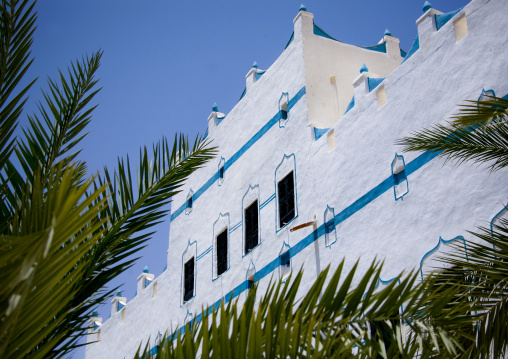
[140,98,508,358]
[0,1,216,358]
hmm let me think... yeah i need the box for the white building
[86,0,508,357]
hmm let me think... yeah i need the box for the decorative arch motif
[180,239,197,307]
[391,153,408,201]
[279,92,289,128]
[275,154,298,232]
[185,189,194,215]
[278,242,291,282]
[212,212,230,280]
[419,236,467,279]
[242,185,261,257]
[491,204,508,249]
[324,205,337,248]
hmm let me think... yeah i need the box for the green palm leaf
[396,96,508,171]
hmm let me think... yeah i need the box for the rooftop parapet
[416,1,443,51]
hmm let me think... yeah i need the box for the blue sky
[22,0,469,357]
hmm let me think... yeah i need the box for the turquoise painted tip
[423,1,432,12]
[116,291,122,297]
[92,310,99,317]
[252,61,258,68]
[360,63,368,73]
[299,4,307,12]
[212,102,218,112]
[143,265,149,273]
[384,29,392,36]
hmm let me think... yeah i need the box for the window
[278,172,295,228]
[219,166,224,180]
[279,93,289,127]
[218,157,225,186]
[216,229,228,276]
[391,154,408,200]
[187,197,193,210]
[185,190,194,214]
[244,200,259,254]
[183,257,194,302]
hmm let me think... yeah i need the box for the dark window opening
[280,251,290,267]
[278,172,295,228]
[216,229,228,276]
[183,257,194,302]
[245,200,259,254]
[187,196,193,209]
[219,166,224,180]
[281,109,288,120]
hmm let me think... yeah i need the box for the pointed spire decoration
[92,310,99,317]
[116,291,122,297]
[252,61,258,69]
[360,63,368,73]
[212,102,218,112]
[299,4,307,12]
[384,29,392,37]
[423,1,432,12]
[143,266,149,273]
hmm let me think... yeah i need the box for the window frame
[216,228,228,276]
[244,199,259,255]
[277,171,296,229]
[183,257,195,303]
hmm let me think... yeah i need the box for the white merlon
[416,7,443,50]
[383,35,402,60]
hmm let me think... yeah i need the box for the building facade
[86,0,508,357]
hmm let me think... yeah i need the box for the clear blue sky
[22,0,469,357]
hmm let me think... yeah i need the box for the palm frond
[0,0,37,171]
[397,96,508,171]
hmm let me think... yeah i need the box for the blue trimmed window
[183,257,194,302]
[245,200,259,254]
[216,229,228,276]
[278,172,295,228]
[219,166,224,181]
[187,197,193,210]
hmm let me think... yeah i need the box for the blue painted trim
[401,36,419,64]
[278,242,292,283]
[229,221,242,234]
[275,153,298,233]
[279,92,290,128]
[180,239,197,308]
[368,77,385,92]
[239,88,246,101]
[400,48,407,58]
[196,245,212,261]
[344,95,355,115]
[171,87,307,222]
[435,7,464,31]
[185,189,194,216]
[255,70,266,81]
[216,114,226,125]
[391,153,409,201]
[260,193,276,210]
[478,89,496,105]
[170,149,446,341]
[419,236,467,280]
[314,127,330,141]
[203,128,208,140]
[212,213,231,281]
[324,205,337,248]
[313,23,338,41]
[217,157,225,187]
[362,42,387,53]
[242,185,261,258]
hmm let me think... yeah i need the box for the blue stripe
[197,246,212,261]
[171,87,306,222]
[260,193,276,209]
[171,149,440,340]
[229,221,242,233]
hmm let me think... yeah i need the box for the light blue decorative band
[170,86,307,222]
[260,193,276,209]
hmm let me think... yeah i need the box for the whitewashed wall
[86,0,508,357]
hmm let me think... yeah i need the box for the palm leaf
[396,96,508,171]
